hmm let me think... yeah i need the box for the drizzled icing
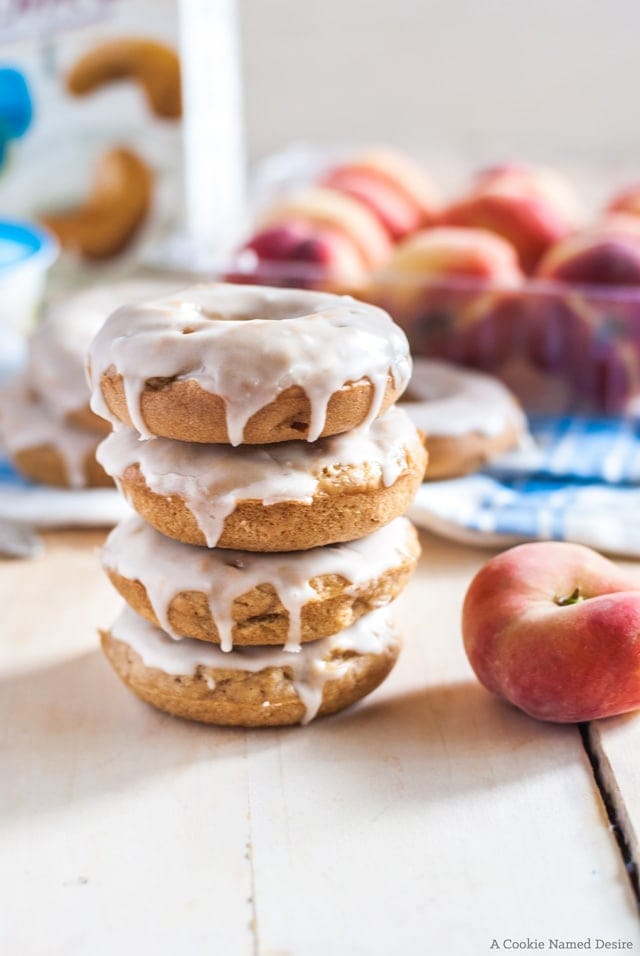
[28,279,179,417]
[97,405,422,547]
[87,283,412,445]
[103,514,418,652]
[400,358,527,438]
[0,374,99,488]
[110,603,399,723]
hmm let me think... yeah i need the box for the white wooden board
[0,530,638,955]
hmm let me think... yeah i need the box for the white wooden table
[1,529,639,955]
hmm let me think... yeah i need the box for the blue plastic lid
[0,219,57,274]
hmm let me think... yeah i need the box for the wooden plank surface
[0,532,253,956]
[1,529,638,955]
[587,716,640,882]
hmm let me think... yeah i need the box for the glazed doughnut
[103,515,420,651]
[88,283,411,446]
[101,604,400,726]
[400,359,526,480]
[29,279,179,434]
[96,405,427,550]
[0,375,111,489]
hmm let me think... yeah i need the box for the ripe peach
[524,279,640,413]
[366,227,523,364]
[346,146,440,225]
[322,166,422,241]
[441,194,572,274]
[597,212,640,239]
[442,164,580,273]
[474,163,582,226]
[607,182,640,218]
[537,222,640,286]
[259,186,393,269]
[463,541,640,722]
[527,219,640,409]
[368,226,522,305]
[226,221,366,292]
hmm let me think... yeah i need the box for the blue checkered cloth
[409,415,640,556]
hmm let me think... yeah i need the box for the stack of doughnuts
[0,280,175,489]
[88,283,427,727]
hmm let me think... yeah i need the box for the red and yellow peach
[463,541,640,723]
[537,221,640,286]
[226,220,366,293]
[441,164,580,273]
[366,226,523,364]
[323,146,439,239]
[259,186,393,269]
[607,182,640,219]
[322,166,423,241]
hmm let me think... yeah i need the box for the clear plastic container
[151,143,640,415]
[365,274,640,415]
[221,255,640,416]
[0,220,57,380]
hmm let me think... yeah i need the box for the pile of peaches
[229,148,640,413]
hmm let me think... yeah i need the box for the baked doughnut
[0,375,112,489]
[400,359,526,480]
[66,38,181,119]
[101,604,401,726]
[103,514,420,651]
[96,405,427,550]
[40,147,153,260]
[88,283,411,445]
[29,279,179,434]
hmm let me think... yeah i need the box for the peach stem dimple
[555,586,584,607]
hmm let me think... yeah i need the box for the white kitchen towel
[0,456,128,528]
[409,476,640,556]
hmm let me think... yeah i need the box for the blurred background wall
[240,0,640,170]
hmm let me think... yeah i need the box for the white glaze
[28,280,180,418]
[400,358,526,438]
[97,405,422,547]
[110,603,399,723]
[87,283,412,445]
[103,514,417,652]
[0,374,100,488]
